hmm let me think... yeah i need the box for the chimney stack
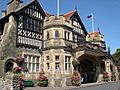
[1,11,7,17]
[7,0,23,14]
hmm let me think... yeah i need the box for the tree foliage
[112,48,120,71]
[112,48,120,66]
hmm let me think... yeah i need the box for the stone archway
[4,59,15,73]
[77,55,98,84]
[79,59,96,83]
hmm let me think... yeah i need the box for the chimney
[1,10,7,17]
[7,0,23,14]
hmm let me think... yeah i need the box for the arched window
[55,31,59,38]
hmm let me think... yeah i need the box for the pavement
[25,81,120,90]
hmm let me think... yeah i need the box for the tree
[112,48,120,66]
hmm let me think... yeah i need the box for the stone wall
[0,74,13,90]
[0,73,22,90]
[0,61,4,77]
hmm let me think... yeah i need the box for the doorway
[4,59,14,73]
[79,59,96,83]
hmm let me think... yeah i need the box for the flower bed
[13,66,23,74]
[37,70,48,87]
[111,72,116,81]
[12,56,25,90]
[71,71,81,86]
[103,72,109,82]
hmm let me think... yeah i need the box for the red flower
[13,66,23,73]
[38,76,47,81]
[71,75,80,81]
[16,56,24,63]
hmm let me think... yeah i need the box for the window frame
[55,30,59,38]
[55,55,60,71]
[64,56,71,72]
[64,31,70,40]
[24,55,40,72]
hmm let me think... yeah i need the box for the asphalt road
[25,81,120,90]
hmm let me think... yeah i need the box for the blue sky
[0,0,120,54]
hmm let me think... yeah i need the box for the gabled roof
[63,10,77,20]
[87,31,105,42]
[0,0,45,21]
[63,10,87,34]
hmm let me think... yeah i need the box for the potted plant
[103,72,109,82]
[18,74,24,90]
[111,72,116,81]
[37,70,48,87]
[13,66,24,90]
[13,66,23,74]
[71,71,81,86]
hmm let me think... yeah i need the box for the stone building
[0,0,45,78]
[0,0,118,87]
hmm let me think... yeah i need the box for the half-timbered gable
[16,0,45,49]
[64,10,87,44]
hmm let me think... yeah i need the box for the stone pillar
[72,59,79,71]
[49,63,54,87]
[105,60,111,81]
[115,66,119,80]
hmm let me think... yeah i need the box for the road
[25,81,120,90]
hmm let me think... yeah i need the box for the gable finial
[98,27,100,32]
[75,5,77,11]
[108,46,111,55]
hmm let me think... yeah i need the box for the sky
[0,0,120,54]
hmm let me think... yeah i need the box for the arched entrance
[4,59,14,73]
[79,59,96,83]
